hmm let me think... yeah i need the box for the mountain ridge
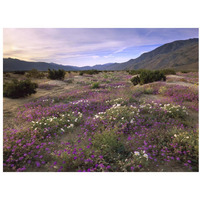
[3,38,198,71]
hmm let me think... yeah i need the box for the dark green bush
[47,69,66,80]
[14,71,26,75]
[139,70,166,85]
[3,79,38,98]
[79,71,84,76]
[181,70,189,73]
[131,70,166,85]
[91,82,100,89]
[26,69,45,79]
[131,76,140,85]
[161,68,176,75]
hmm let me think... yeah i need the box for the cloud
[3,28,198,66]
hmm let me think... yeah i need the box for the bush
[14,71,26,75]
[3,79,38,98]
[181,70,189,73]
[140,70,166,85]
[81,70,100,75]
[79,71,84,76]
[131,76,140,85]
[131,70,166,85]
[26,69,45,79]
[161,68,176,75]
[47,69,66,80]
[91,82,100,89]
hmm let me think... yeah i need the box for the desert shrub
[161,68,176,75]
[139,70,166,85]
[130,70,166,85]
[47,69,66,80]
[181,70,189,73]
[31,112,82,137]
[26,69,45,79]
[79,71,84,76]
[128,70,139,75]
[92,128,126,159]
[131,76,140,85]
[161,104,188,119]
[82,70,99,75]
[171,129,198,170]
[3,79,38,98]
[14,71,26,75]
[143,87,154,94]
[91,82,100,89]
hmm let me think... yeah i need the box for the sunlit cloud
[3,28,198,66]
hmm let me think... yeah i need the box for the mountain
[3,38,198,72]
[3,58,115,72]
[105,38,198,71]
[3,58,79,71]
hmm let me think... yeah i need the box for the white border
[0,0,200,200]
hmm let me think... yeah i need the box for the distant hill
[3,58,115,72]
[105,38,199,71]
[3,58,79,71]
[3,38,198,72]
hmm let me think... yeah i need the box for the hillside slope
[3,38,198,71]
[107,38,198,71]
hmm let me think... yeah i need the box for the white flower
[143,154,148,160]
[134,151,140,156]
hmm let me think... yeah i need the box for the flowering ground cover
[3,71,199,172]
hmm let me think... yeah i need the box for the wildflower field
[3,71,199,172]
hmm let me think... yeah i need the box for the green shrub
[161,68,176,75]
[91,82,100,89]
[47,69,65,80]
[3,79,38,98]
[130,70,166,85]
[79,71,84,76]
[140,70,166,85]
[26,69,45,79]
[131,76,140,85]
[14,71,26,75]
[92,128,126,158]
[181,70,189,73]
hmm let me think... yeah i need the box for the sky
[3,28,199,67]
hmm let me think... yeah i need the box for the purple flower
[35,161,41,168]
[19,157,24,161]
[53,161,57,165]
[187,160,191,163]
[99,155,103,159]
[91,155,95,158]
[131,167,134,171]
[74,157,77,160]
